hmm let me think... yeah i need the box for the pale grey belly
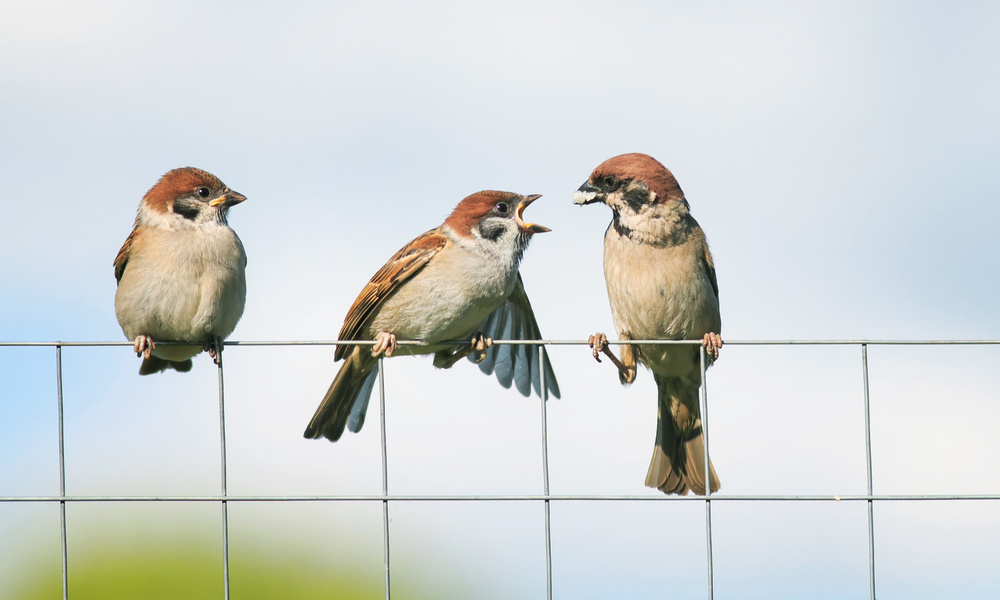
[115,262,246,348]
[368,258,514,356]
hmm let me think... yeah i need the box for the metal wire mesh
[2,338,1000,600]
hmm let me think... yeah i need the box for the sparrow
[574,153,723,495]
[304,190,560,442]
[113,167,248,375]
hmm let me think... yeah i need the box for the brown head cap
[590,153,685,204]
[142,167,226,213]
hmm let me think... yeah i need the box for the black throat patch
[610,213,632,239]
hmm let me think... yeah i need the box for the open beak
[572,182,605,205]
[209,190,248,207]
[517,194,551,233]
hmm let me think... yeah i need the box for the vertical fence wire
[216,349,231,600]
[539,347,553,600]
[55,345,69,600]
[861,344,877,600]
[700,345,714,600]
[378,356,391,600]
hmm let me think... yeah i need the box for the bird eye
[494,202,510,214]
[603,176,619,189]
[196,187,210,198]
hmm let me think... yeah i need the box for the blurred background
[2,1,999,598]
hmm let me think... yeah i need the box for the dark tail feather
[644,410,690,495]
[139,356,193,375]
[303,350,378,442]
[681,422,720,496]
[644,375,720,495]
[346,364,379,434]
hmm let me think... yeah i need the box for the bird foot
[702,332,723,361]
[432,332,493,368]
[371,331,398,358]
[588,331,634,382]
[588,332,609,362]
[133,335,155,359]
[470,332,493,363]
[204,337,224,364]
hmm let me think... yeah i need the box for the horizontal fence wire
[5,494,1000,503]
[2,338,1000,600]
[4,339,1000,347]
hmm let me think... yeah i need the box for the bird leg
[702,332,723,361]
[433,333,493,369]
[588,332,636,383]
[371,331,398,358]
[133,335,155,359]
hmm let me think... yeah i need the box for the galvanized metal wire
[699,346,715,599]
[216,352,231,600]
[539,347,553,600]
[862,344,876,600]
[55,346,68,600]
[378,356,391,600]
[3,338,1000,600]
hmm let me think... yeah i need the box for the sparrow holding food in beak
[575,153,722,495]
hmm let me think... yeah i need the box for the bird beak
[572,182,605,206]
[209,190,248,207]
[517,194,551,233]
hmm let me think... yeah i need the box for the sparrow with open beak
[113,167,248,374]
[305,190,560,442]
[574,153,722,495]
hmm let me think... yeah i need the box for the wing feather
[701,245,719,299]
[470,273,561,399]
[113,223,139,284]
[335,229,447,361]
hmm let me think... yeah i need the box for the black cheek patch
[172,199,201,220]
[478,220,506,242]
[624,188,648,213]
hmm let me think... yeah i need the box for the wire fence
[2,338,1000,600]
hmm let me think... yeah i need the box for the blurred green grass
[14,541,382,599]
[3,501,479,600]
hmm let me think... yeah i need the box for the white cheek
[138,202,175,229]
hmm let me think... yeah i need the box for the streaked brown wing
[334,228,448,361]
[113,223,139,284]
[701,245,719,298]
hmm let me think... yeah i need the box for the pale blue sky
[2,1,999,598]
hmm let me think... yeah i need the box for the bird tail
[644,374,720,495]
[139,356,193,375]
[303,348,379,442]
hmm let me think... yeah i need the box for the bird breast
[369,241,518,353]
[603,227,720,377]
[115,224,247,347]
